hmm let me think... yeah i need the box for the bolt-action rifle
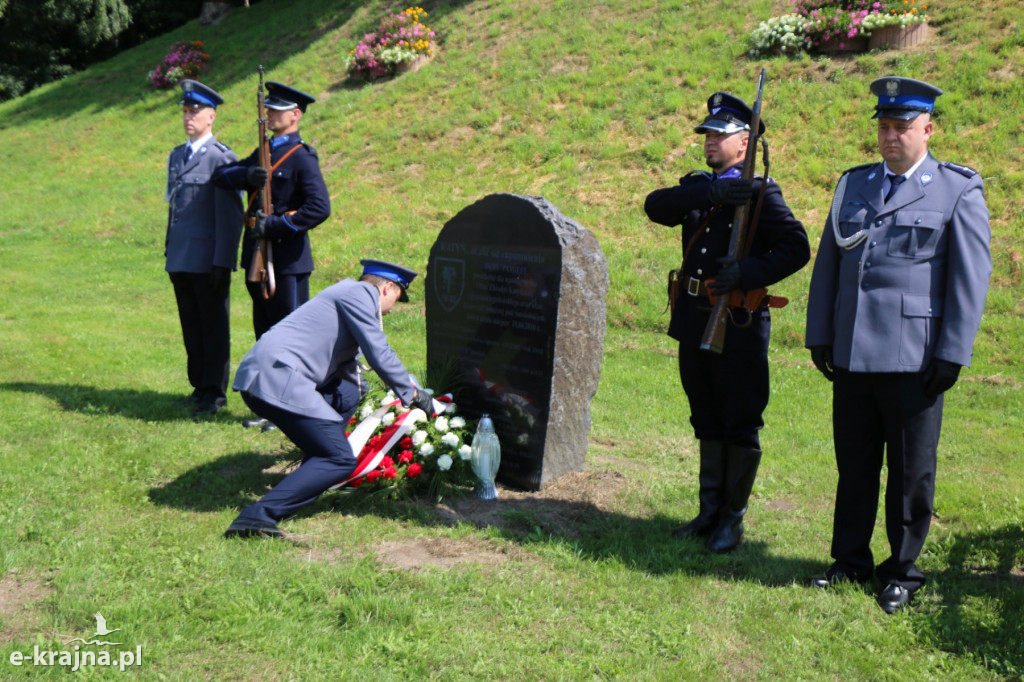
[246,65,276,299]
[699,69,768,354]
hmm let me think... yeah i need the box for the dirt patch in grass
[373,536,526,572]
[0,570,53,644]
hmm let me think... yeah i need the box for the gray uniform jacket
[232,279,417,422]
[806,153,991,372]
[165,138,244,273]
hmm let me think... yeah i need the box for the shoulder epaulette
[213,141,231,152]
[841,162,877,177]
[940,161,978,178]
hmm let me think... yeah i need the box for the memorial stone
[426,193,609,490]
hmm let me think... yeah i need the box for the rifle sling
[245,143,303,214]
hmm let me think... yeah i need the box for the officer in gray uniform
[224,259,434,538]
[165,80,244,417]
[805,77,992,613]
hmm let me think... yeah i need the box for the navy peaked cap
[360,259,418,302]
[870,76,942,120]
[179,79,223,109]
[264,81,316,112]
[695,92,766,135]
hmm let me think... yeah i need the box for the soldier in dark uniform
[165,80,244,417]
[645,92,810,553]
[212,81,331,340]
[223,260,434,539]
[805,77,991,613]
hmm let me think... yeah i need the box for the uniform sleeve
[935,175,991,366]
[337,288,416,405]
[212,149,246,270]
[644,175,713,226]
[805,221,840,349]
[267,148,331,235]
[737,181,811,289]
[211,148,258,192]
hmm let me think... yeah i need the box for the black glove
[810,346,835,382]
[708,178,754,206]
[250,210,268,239]
[922,358,961,397]
[410,390,434,415]
[245,166,268,190]
[707,257,742,296]
[209,266,231,296]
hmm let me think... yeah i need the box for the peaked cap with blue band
[694,92,766,135]
[360,259,418,302]
[870,76,942,120]
[179,79,224,109]
[264,81,316,113]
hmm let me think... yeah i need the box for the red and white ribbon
[329,394,452,490]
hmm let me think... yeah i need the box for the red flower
[381,456,395,468]
[348,416,357,426]
[400,436,413,449]
[350,476,364,487]
[383,466,398,479]
[407,463,422,478]
[366,470,382,482]
[398,450,413,464]
[369,435,382,447]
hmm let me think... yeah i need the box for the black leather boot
[672,440,726,538]
[706,446,762,553]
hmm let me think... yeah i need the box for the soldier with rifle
[213,76,331,341]
[644,80,809,553]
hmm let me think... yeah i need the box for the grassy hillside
[1,0,1022,679]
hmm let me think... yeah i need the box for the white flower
[450,416,466,429]
[437,454,453,471]
[441,432,460,448]
[458,444,472,460]
[445,402,457,414]
[408,408,427,424]
[420,443,435,457]
[385,390,396,403]
[412,430,428,446]
[359,403,374,419]
[382,412,395,426]
[434,416,449,432]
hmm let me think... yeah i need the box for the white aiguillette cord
[831,173,869,251]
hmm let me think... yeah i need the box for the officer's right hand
[708,178,755,206]
[810,346,835,382]
[250,210,268,239]
[245,166,269,190]
[410,390,434,416]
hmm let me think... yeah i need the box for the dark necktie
[884,174,906,203]
[183,146,193,164]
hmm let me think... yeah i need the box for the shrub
[148,40,209,89]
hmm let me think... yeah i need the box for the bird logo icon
[64,612,123,646]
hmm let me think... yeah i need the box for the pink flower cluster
[791,1,885,46]
[148,41,209,89]
[345,9,436,81]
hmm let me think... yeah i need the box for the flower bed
[148,41,209,89]
[748,0,929,57]
[344,6,437,81]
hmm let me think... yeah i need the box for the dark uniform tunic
[213,133,331,338]
[645,165,809,449]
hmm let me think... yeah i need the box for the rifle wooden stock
[245,65,276,299]
[699,69,766,354]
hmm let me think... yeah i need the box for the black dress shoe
[191,401,223,417]
[223,518,288,539]
[877,583,915,614]
[242,417,268,429]
[809,567,870,589]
